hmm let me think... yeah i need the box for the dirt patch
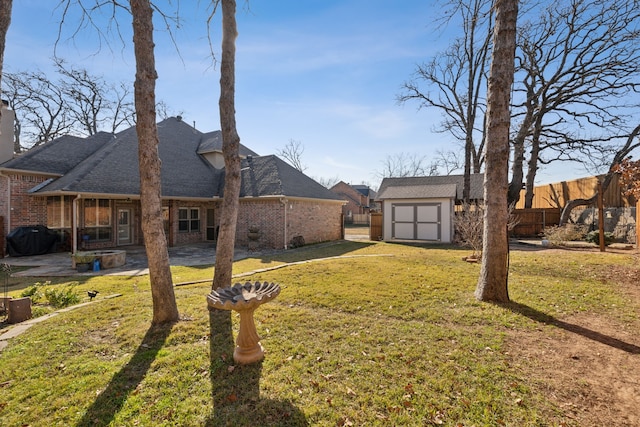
[506,258,640,426]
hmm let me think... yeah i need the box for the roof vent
[176,115,182,122]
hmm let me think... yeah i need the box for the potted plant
[72,252,95,272]
[247,226,260,241]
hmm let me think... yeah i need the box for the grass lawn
[0,241,638,426]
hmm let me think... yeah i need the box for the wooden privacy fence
[369,213,382,240]
[511,208,562,237]
[515,174,634,209]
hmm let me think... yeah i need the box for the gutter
[0,171,10,235]
[280,198,288,250]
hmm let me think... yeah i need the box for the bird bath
[207,281,280,364]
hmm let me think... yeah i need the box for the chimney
[0,100,15,164]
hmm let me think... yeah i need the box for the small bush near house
[585,230,615,246]
[454,203,520,257]
[543,224,587,245]
[454,204,484,257]
[44,284,81,308]
[20,281,48,303]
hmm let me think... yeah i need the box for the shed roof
[377,183,457,199]
[377,174,484,202]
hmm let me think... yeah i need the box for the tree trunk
[524,117,543,208]
[130,0,179,324]
[0,0,12,126]
[213,0,241,290]
[476,0,518,303]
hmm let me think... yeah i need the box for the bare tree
[559,123,640,225]
[55,57,136,136]
[375,152,439,179]
[130,0,179,324]
[314,174,340,189]
[277,138,307,172]
[3,70,71,150]
[508,0,640,206]
[399,0,493,203]
[3,59,137,150]
[213,0,242,289]
[433,149,463,175]
[475,0,518,303]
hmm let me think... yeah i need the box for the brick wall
[170,200,215,246]
[236,198,343,249]
[1,173,48,235]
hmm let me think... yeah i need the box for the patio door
[117,208,133,245]
[206,208,216,241]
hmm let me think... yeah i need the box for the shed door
[391,203,441,241]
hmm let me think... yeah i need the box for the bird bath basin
[207,281,280,364]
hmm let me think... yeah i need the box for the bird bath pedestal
[207,281,280,364]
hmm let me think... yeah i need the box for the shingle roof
[0,132,114,175]
[378,183,457,199]
[198,130,259,158]
[238,155,343,200]
[35,117,218,197]
[6,117,342,202]
[377,174,484,201]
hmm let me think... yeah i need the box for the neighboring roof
[5,117,341,202]
[198,130,259,158]
[352,184,377,199]
[0,132,114,175]
[377,174,484,201]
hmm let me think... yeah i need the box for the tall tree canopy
[399,0,493,203]
[509,0,640,206]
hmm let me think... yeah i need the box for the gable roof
[198,130,259,157]
[377,174,484,201]
[352,184,377,199]
[3,117,342,202]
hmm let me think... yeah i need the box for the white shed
[376,175,484,243]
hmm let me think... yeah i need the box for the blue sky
[5,0,584,189]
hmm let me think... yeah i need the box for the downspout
[1,172,10,237]
[72,195,80,254]
[280,198,288,249]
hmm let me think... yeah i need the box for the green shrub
[19,281,50,303]
[44,285,80,308]
[585,230,615,246]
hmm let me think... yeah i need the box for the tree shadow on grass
[76,323,174,427]
[504,301,640,354]
[206,309,308,427]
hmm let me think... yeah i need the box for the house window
[178,207,200,232]
[83,199,112,241]
[47,196,72,229]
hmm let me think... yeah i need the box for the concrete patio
[1,243,252,277]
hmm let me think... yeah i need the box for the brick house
[0,114,344,254]
[329,181,378,223]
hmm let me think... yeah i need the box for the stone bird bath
[207,281,280,364]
